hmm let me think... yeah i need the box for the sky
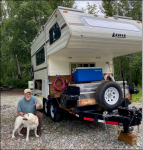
[75,1,104,15]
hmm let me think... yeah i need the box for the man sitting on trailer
[17,89,43,135]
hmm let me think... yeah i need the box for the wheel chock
[118,132,137,145]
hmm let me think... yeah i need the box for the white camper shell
[30,6,142,98]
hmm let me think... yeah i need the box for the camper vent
[58,6,84,13]
[113,15,132,20]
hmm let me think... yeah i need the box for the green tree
[49,0,75,10]
[99,0,117,16]
[1,0,75,87]
[82,2,98,14]
[100,0,142,20]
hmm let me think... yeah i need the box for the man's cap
[24,89,31,94]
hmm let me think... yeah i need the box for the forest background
[1,0,142,89]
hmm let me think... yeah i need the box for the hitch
[118,106,142,127]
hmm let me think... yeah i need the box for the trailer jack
[122,126,134,134]
[117,106,142,145]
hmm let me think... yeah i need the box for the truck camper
[29,6,142,144]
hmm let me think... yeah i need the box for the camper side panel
[48,55,113,76]
[31,9,70,78]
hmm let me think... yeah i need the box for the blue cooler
[73,67,102,82]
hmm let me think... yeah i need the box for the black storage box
[60,93,79,109]
[66,86,80,95]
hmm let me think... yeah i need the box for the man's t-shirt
[17,96,40,114]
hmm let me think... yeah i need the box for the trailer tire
[96,81,123,111]
[43,99,50,116]
[50,103,61,122]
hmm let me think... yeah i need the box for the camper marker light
[137,21,140,23]
[114,17,118,20]
[63,10,68,13]
[55,14,57,17]
[104,16,108,18]
[94,14,98,17]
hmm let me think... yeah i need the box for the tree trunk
[15,54,22,79]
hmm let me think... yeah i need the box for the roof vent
[113,15,132,20]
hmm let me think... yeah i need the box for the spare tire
[95,81,123,111]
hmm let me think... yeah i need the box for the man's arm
[34,102,42,108]
[17,111,25,116]
[34,96,42,108]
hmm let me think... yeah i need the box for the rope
[53,78,65,91]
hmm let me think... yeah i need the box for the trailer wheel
[50,103,61,122]
[96,81,123,111]
[43,99,50,116]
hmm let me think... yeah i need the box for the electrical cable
[68,74,73,83]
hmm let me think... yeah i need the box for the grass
[131,87,142,102]
[86,139,91,143]
[2,118,12,123]
[7,101,14,103]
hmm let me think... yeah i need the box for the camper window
[36,47,45,66]
[49,22,61,45]
[70,63,95,73]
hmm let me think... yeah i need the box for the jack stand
[118,126,137,145]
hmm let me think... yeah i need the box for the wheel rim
[104,87,119,105]
[50,104,54,118]
[44,102,47,113]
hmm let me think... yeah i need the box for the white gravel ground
[0,89,142,149]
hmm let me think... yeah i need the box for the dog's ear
[30,116,38,124]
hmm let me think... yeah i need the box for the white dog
[12,113,39,141]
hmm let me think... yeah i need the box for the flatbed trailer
[42,81,142,145]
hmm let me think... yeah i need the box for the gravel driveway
[1,89,142,149]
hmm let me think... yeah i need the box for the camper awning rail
[113,15,133,20]
[58,6,84,13]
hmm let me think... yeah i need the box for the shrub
[1,76,31,89]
